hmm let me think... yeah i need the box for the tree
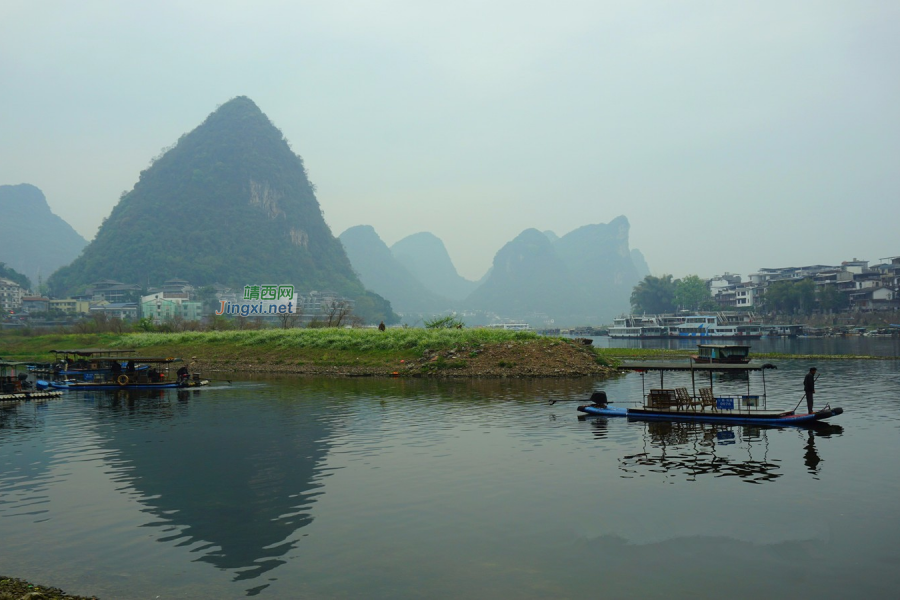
[762,278,817,315]
[796,279,817,314]
[762,280,798,314]
[818,284,849,312]
[278,304,304,329]
[0,262,32,291]
[309,300,358,328]
[630,275,676,314]
[674,275,712,311]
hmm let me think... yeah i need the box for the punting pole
[690,358,696,397]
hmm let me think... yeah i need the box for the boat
[1,361,63,402]
[577,360,843,427]
[39,350,209,390]
[667,314,762,338]
[608,315,669,338]
[609,314,762,339]
[47,348,139,377]
[485,323,532,331]
[691,343,751,364]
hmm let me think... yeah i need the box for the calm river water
[2,340,899,599]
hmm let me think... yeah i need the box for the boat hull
[627,407,842,426]
[49,380,209,391]
[577,405,627,417]
[578,404,842,426]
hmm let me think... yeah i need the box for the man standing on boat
[804,367,817,413]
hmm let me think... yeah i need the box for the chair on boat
[648,389,678,409]
[676,387,701,410]
[699,387,717,411]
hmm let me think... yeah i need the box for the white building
[0,278,26,313]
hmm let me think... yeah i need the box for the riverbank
[0,329,617,378]
[0,576,97,600]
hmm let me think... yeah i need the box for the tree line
[629,275,850,315]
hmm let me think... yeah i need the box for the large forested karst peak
[47,97,395,323]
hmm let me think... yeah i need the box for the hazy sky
[2,1,898,281]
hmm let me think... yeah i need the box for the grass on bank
[114,327,543,353]
[3,329,888,367]
[1,328,556,368]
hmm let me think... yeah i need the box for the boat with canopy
[577,359,843,426]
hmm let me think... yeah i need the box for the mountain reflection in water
[88,387,333,585]
[586,419,845,484]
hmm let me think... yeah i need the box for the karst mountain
[47,97,395,322]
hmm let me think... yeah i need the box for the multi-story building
[0,277,26,313]
[90,302,139,320]
[20,296,50,313]
[76,279,142,303]
[49,299,92,314]
[141,293,203,323]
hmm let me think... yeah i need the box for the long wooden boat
[577,359,843,427]
[38,351,209,391]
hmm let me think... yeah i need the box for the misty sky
[2,1,898,282]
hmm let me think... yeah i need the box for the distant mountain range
[390,232,479,301]
[340,216,649,326]
[0,183,88,288]
[6,96,648,326]
[339,226,452,314]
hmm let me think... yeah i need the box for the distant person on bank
[804,367,817,413]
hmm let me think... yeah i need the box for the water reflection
[84,386,336,593]
[590,419,845,484]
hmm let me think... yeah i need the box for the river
[1,339,898,598]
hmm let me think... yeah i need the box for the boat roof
[1,361,32,368]
[618,359,776,372]
[696,343,750,348]
[95,356,183,363]
[51,348,137,356]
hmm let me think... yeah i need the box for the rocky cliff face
[0,183,87,287]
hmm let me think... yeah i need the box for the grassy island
[1,328,618,378]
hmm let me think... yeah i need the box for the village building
[140,292,203,323]
[20,296,50,313]
[0,277,26,313]
[89,301,139,320]
[48,298,92,314]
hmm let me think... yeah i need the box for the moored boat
[1,361,63,402]
[609,313,763,339]
[577,359,843,427]
[691,343,751,364]
[40,349,209,390]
